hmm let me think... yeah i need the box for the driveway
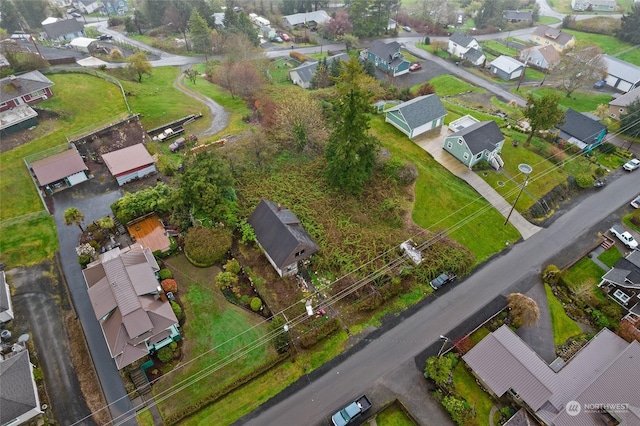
[51,181,138,426]
[6,260,95,426]
[412,126,541,240]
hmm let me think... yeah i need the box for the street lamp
[437,335,451,357]
[504,163,533,226]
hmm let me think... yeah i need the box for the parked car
[169,137,186,152]
[610,225,638,250]
[272,36,283,43]
[430,272,456,290]
[279,32,291,41]
[409,62,422,72]
[97,34,113,41]
[402,25,412,32]
[71,12,82,18]
[623,158,640,171]
[631,195,640,209]
[594,79,607,89]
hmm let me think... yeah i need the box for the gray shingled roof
[290,53,350,85]
[450,120,504,155]
[449,32,476,48]
[385,94,447,130]
[503,10,533,20]
[0,71,54,104]
[0,351,38,425]
[609,86,640,107]
[464,47,485,63]
[283,10,331,26]
[42,18,84,39]
[558,109,606,145]
[248,199,319,269]
[602,251,640,289]
[368,40,402,62]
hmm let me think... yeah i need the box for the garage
[101,144,157,186]
[30,145,89,195]
[602,55,640,93]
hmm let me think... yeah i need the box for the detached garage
[602,55,640,93]
[102,144,156,186]
[30,145,89,195]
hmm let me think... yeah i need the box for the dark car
[594,79,606,89]
[169,137,186,152]
[430,272,456,290]
[97,34,113,41]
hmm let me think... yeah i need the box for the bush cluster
[184,226,232,267]
[299,317,340,348]
[250,297,262,312]
[289,51,309,63]
[159,269,173,280]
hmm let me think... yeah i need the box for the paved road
[241,170,640,425]
[51,185,137,426]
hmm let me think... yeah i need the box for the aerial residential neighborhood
[1,0,640,426]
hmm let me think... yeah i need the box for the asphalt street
[51,185,137,426]
[240,171,640,425]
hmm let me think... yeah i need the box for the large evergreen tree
[617,4,640,44]
[189,9,212,56]
[14,0,48,30]
[0,0,23,33]
[325,57,381,194]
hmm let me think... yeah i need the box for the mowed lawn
[0,211,57,267]
[0,73,127,222]
[153,255,274,421]
[516,87,613,113]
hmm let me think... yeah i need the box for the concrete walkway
[413,127,542,240]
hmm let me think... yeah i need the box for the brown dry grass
[66,314,111,425]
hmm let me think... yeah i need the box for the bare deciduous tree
[556,45,607,97]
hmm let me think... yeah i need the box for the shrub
[78,254,91,267]
[156,346,174,363]
[109,48,124,60]
[161,279,178,293]
[89,240,101,251]
[270,316,291,353]
[171,301,184,322]
[159,269,173,280]
[543,264,561,285]
[97,216,114,229]
[224,258,241,275]
[574,173,594,188]
[424,353,458,389]
[441,395,475,426]
[289,51,309,62]
[215,271,238,290]
[250,297,262,311]
[184,226,232,267]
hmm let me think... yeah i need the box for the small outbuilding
[30,145,89,194]
[248,199,319,277]
[102,144,156,186]
[70,37,96,53]
[490,56,525,80]
[384,94,447,139]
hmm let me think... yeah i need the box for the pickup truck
[156,126,185,142]
[610,225,638,250]
[331,395,371,426]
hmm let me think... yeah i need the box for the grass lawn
[563,29,634,57]
[537,16,561,24]
[513,87,612,113]
[370,115,521,263]
[117,67,211,133]
[598,246,623,268]
[562,257,607,292]
[617,47,640,67]
[481,40,519,56]
[544,283,583,345]
[429,75,484,96]
[0,211,58,267]
[469,326,491,346]
[153,255,274,421]
[136,409,154,426]
[269,57,300,84]
[453,363,494,426]
[184,329,349,425]
[376,401,416,426]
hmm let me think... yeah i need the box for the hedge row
[299,317,340,349]
[165,352,290,425]
[354,279,404,311]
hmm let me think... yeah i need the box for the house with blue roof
[384,94,447,139]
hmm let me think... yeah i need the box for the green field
[563,29,636,58]
[545,283,583,345]
[376,401,417,426]
[515,87,613,112]
[0,211,58,267]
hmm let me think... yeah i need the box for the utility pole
[504,164,533,226]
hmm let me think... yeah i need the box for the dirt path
[173,66,230,138]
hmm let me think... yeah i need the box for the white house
[447,32,485,66]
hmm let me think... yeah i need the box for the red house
[0,71,54,112]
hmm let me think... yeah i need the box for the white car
[631,195,640,209]
[623,158,640,171]
[610,225,638,250]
